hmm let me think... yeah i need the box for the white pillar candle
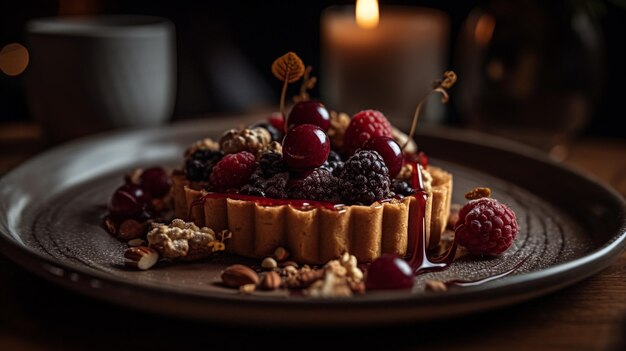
[321,1,449,130]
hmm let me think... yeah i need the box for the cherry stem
[401,88,450,151]
[279,76,289,133]
[299,66,312,100]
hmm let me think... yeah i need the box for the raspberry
[185,149,224,181]
[454,197,519,255]
[289,168,340,202]
[343,110,392,156]
[209,151,257,190]
[338,150,392,204]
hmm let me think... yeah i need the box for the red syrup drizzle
[187,192,346,222]
[405,160,458,274]
[443,252,532,288]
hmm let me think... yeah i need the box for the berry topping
[210,151,257,190]
[320,150,344,175]
[249,121,284,142]
[259,151,288,178]
[287,100,331,131]
[391,180,415,197]
[139,167,171,198]
[362,136,403,179]
[338,150,392,205]
[282,124,330,171]
[185,149,224,182]
[289,168,340,202]
[108,184,149,218]
[365,254,414,290]
[343,110,392,156]
[241,171,290,199]
[455,197,519,255]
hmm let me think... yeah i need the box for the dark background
[1,0,625,138]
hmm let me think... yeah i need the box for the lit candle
[321,0,449,129]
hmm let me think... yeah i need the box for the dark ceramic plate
[1,116,625,326]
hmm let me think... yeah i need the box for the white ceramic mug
[25,15,176,141]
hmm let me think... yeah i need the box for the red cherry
[287,101,330,131]
[108,184,148,218]
[140,167,171,198]
[365,254,414,290]
[282,124,330,171]
[362,136,403,179]
[268,112,285,132]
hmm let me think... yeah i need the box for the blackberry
[338,150,392,204]
[259,151,288,178]
[391,180,415,197]
[240,172,289,199]
[320,150,344,176]
[289,168,340,202]
[240,169,266,196]
[185,149,224,181]
[265,172,290,199]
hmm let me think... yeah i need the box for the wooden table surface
[1,122,625,351]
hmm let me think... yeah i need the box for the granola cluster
[147,219,230,260]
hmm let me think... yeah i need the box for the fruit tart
[170,52,456,264]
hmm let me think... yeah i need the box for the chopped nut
[103,216,117,236]
[348,280,366,295]
[465,187,492,200]
[239,284,257,294]
[397,163,414,182]
[285,268,324,289]
[147,219,227,260]
[124,246,158,270]
[118,219,145,241]
[261,257,278,270]
[220,127,271,155]
[425,280,448,292]
[327,111,351,149]
[262,141,282,155]
[283,265,298,276]
[221,264,260,288]
[307,271,352,298]
[278,260,299,268]
[305,252,364,298]
[273,246,290,261]
[260,271,282,290]
[128,238,146,247]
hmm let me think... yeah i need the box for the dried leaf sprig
[402,71,457,151]
[293,65,317,103]
[271,52,305,126]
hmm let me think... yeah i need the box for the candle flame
[356,0,379,29]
